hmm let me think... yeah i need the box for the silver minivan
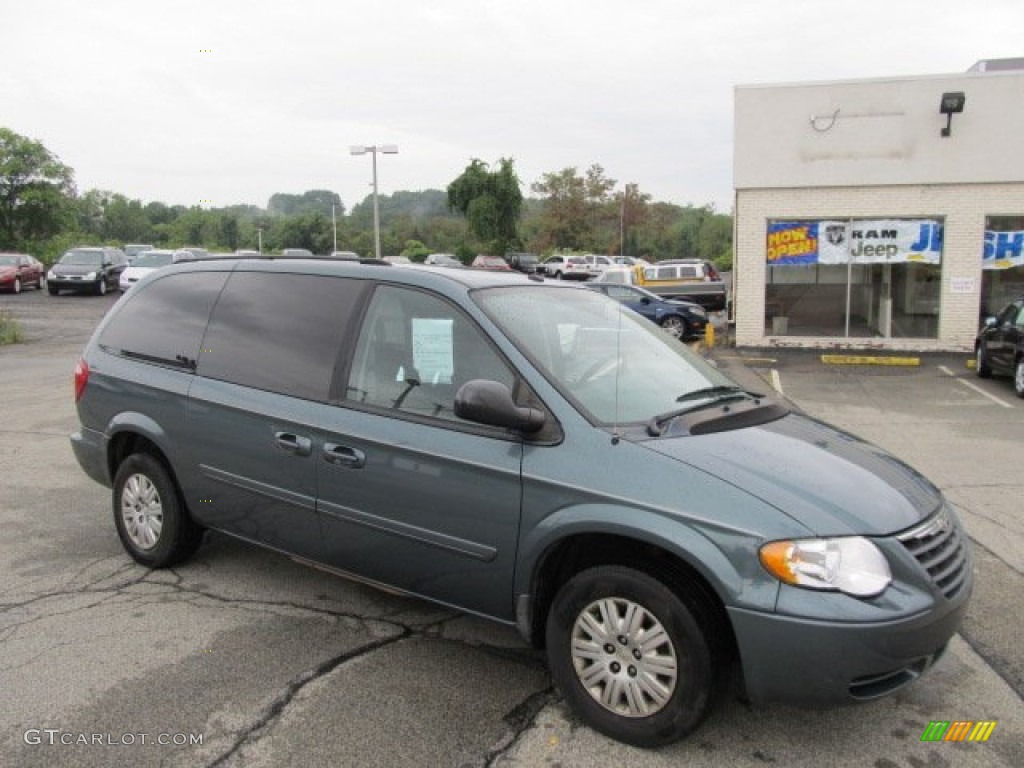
[70,258,972,747]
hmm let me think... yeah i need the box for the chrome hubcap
[120,474,163,550]
[570,597,678,718]
[1015,361,1024,394]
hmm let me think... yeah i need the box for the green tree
[102,194,151,243]
[268,189,342,217]
[530,167,589,251]
[0,127,75,248]
[447,158,523,254]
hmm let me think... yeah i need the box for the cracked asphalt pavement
[2,290,1022,767]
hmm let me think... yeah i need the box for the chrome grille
[897,507,969,599]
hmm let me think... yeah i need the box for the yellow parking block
[820,354,920,366]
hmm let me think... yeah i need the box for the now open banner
[767,220,943,266]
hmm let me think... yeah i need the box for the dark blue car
[586,282,707,339]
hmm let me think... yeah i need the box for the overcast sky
[3,0,1021,213]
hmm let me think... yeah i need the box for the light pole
[350,144,398,260]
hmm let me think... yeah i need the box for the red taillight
[74,359,90,403]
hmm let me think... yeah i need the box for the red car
[0,253,45,293]
[471,254,512,271]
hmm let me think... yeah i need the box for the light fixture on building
[939,92,965,137]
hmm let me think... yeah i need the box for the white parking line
[938,365,1014,408]
[770,369,784,396]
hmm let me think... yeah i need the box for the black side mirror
[454,380,545,433]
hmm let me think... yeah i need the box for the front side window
[347,285,515,423]
[476,286,733,425]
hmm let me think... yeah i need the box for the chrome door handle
[275,432,312,457]
[323,443,366,468]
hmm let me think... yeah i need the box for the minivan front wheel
[1015,358,1024,398]
[113,453,203,567]
[545,566,715,747]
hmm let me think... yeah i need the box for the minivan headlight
[83,271,97,280]
[759,537,891,597]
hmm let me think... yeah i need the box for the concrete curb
[819,354,920,366]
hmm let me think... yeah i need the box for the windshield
[131,252,174,268]
[60,250,103,266]
[0,255,18,266]
[475,286,736,424]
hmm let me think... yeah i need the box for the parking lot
[1,287,1021,767]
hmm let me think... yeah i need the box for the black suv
[48,247,127,296]
[975,295,1024,397]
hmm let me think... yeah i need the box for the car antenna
[611,301,623,445]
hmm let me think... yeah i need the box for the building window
[765,219,943,339]
[981,216,1024,318]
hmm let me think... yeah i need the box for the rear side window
[198,272,365,401]
[98,271,229,368]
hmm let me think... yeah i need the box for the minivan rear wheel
[113,453,203,567]
[545,565,715,748]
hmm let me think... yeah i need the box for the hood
[121,266,156,281]
[642,411,940,536]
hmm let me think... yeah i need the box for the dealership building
[732,58,1024,351]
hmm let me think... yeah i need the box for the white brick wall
[734,183,1024,351]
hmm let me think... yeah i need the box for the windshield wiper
[673,385,745,404]
[648,386,749,436]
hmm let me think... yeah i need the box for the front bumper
[728,575,972,704]
[50,276,100,290]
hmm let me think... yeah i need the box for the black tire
[36,273,44,289]
[96,277,108,296]
[13,277,21,294]
[47,284,58,296]
[554,270,563,280]
[975,343,992,378]
[1014,358,1024,399]
[112,453,203,568]
[545,565,716,747]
